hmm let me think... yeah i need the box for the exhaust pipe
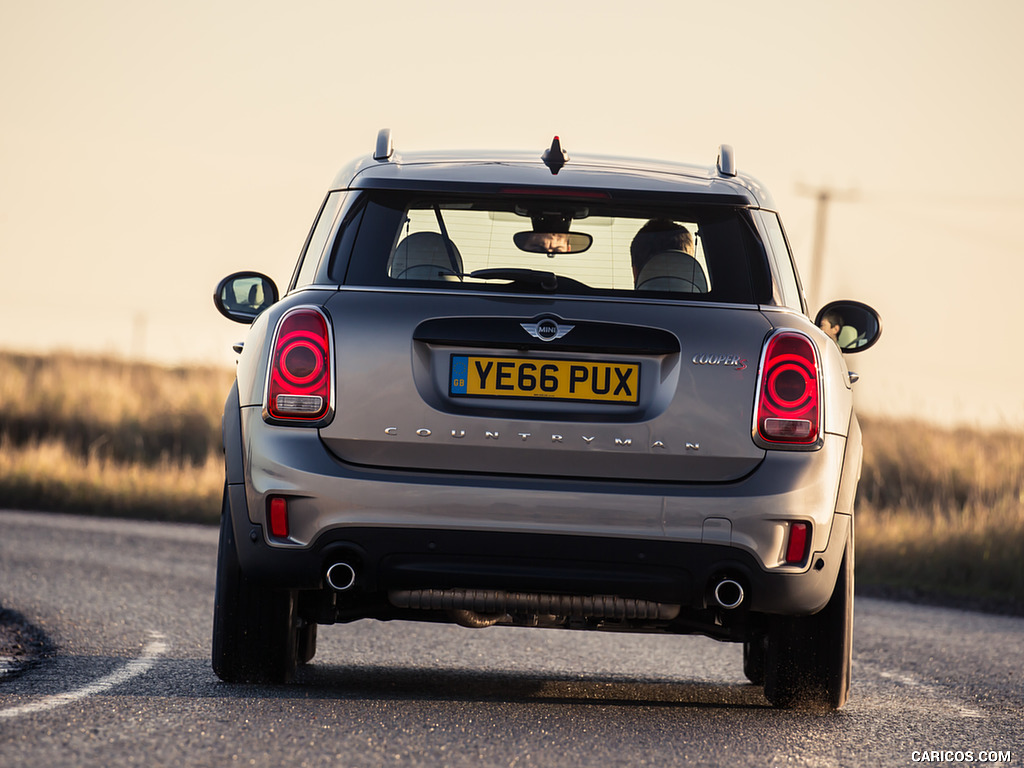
[712,577,745,610]
[325,562,356,592]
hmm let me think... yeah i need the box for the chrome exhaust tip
[713,578,745,610]
[325,562,357,592]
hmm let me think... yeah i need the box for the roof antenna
[716,144,736,177]
[542,135,568,175]
[374,128,394,161]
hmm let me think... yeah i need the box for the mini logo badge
[521,318,574,342]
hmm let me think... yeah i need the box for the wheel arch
[222,381,245,487]
[222,381,259,565]
[834,413,863,518]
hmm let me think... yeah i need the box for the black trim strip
[350,177,752,206]
[414,316,680,355]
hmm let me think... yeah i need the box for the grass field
[1,350,1021,613]
[0,351,230,521]
[855,416,1024,612]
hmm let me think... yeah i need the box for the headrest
[635,250,708,293]
[389,232,463,280]
[837,325,859,348]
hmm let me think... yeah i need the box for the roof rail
[717,144,736,177]
[374,128,394,162]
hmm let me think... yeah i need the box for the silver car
[212,131,881,709]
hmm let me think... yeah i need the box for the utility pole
[796,184,858,306]
[131,312,147,361]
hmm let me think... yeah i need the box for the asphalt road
[0,509,1020,768]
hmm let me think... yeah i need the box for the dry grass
[0,350,231,522]
[857,417,1024,612]
[0,350,232,466]
[858,416,1024,513]
[0,437,223,522]
[0,351,1020,611]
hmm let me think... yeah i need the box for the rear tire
[764,543,853,710]
[742,634,766,685]
[212,490,300,684]
[297,622,317,665]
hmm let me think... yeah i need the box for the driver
[521,232,572,253]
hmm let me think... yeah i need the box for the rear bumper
[225,498,850,616]
[225,395,855,618]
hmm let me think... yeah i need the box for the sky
[2,0,1023,429]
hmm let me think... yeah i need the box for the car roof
[329,131,777,209]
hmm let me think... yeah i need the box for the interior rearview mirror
[513,231,593,255]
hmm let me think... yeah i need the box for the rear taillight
[754,331,820,447]
[265,307,332,424]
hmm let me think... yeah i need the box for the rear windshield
[336,191,771,304]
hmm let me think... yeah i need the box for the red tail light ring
[265,307,333,424]
[754,331,821,447]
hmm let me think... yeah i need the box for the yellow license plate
[450,355,640,404]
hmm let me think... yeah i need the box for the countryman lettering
[381,426,668,449]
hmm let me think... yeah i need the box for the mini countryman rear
[212,131,881,709]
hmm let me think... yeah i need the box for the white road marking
[869,664,985,719]
[0,631,168,720]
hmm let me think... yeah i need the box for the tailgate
[319,290,770,482]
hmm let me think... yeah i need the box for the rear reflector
[268,497,289,539]
[785,521,810,564]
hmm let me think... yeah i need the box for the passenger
[630,218,709,293]
[819,309,843,343]
[630,219,695,283]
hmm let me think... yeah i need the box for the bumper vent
[389,588,680,621]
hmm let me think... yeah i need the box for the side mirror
[513,231,593,255]
[814,300,882,353]
[214,272,280,324]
